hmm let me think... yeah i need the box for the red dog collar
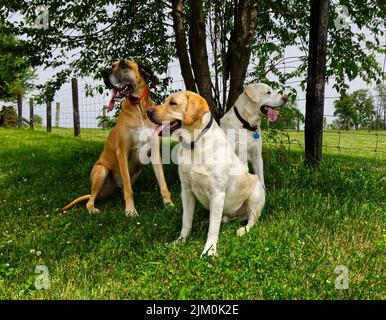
[128,87,150,104]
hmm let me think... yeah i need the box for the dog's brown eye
[169,101,177,106]
[267,91,271,94]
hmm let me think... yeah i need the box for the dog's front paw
[164,200,174,207]
[201,243,217,258]
[125,208,138,217]
[173,236,187,244]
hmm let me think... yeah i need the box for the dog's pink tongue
[267,107,279,122]
[154,124,166,136]
[108,99,115,112]
[107,89,117,112]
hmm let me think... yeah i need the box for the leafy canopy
[0,0,384,105]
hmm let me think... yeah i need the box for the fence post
[2,106,5,128]
[29,98,34,130]
[55,102,60,127]
[102,106,106,130]
[71,78,81,137]
[17,95,23,128]
[46,100,52,133]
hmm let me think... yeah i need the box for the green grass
[265,129,386,159]
[0,127,385,299]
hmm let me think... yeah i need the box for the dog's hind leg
[236,180,265,237]
[87,164,110,214]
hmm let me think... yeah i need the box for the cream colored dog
[148,91,265,256]
[221,83,288,187]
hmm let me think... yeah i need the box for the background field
[0,128,385,299]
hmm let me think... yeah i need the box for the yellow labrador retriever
[221,83,288,187]
[148,91,265,256]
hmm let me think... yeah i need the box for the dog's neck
[234,93,262,127]
[130,86,154,110]
[182,112,212,142]
[120,86,155,121]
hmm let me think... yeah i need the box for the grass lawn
[0,127,385,299]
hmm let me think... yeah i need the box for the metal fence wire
[1,77,385,158]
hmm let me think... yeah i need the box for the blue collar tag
[252,132,260,140]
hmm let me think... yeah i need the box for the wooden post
[2,106,6,128]
[102,106,106,130]
[29,98,34,129]
[304,0,330,167]
[55,102,60,127]
[71,78,80,137]
[17,95,23,128]
[46,100,52,133]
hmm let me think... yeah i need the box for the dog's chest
[179,164,212,209]
[127,126,152,163]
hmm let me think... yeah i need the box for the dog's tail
[59,195,91,211]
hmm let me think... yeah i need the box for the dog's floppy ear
[244,84,262,104]
[183,92,209,125]
[138,63,158,87]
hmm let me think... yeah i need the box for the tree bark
[17,95,22,128]
[304,0,329,167]
[46,100,52,133]
[71,78,81,137]
[187,0,218,119]
[225,0,258,111]
[171,0,197,92]
[29,98,34,130]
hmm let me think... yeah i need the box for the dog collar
[181,115,213,149]
[128,87,150,104]
[234,106,259,132]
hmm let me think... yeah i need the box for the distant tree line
[331,84,386,131]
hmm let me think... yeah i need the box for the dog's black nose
[282,95,288,103]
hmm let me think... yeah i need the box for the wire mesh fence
[1,75,385,159]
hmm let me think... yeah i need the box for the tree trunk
[171,0,197,92]
[71,78,81,137]
[187,0,217,119]
[17,95,22,128]
[225,0,258,111]
[304,0,329,167]
[46,100,52,133]
[29,98,34,130]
